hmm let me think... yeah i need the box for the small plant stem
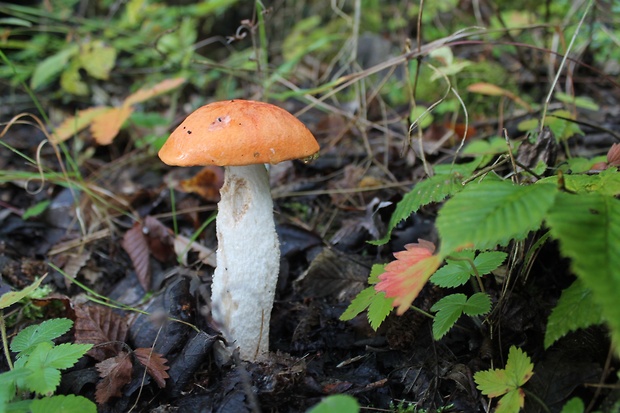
[445,255,485,293]
[522,388,551,413]
[408,305,434,320]
[0,312,14,370]
[461,155,509,185]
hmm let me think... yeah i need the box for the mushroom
[158,99,319,361]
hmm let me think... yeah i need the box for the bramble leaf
[475,346,534,413]
[375,240,442,315]
[437,180,557,253]
[560,397,585,413]
[544,279,603,349]
[370,173,464,245]
[431,251,507,288]
[339,286,394,331]
[546,192,620,355]
[11,318,73,356]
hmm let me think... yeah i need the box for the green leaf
[430,260,472,288]
[410,105,434,129]
[473,251,508,274]
[546,192,620,355]
[555,92,599,111]
[368,263,387,284]
[30,44,79,90]
[430,293,491,339]
[540,168,620,196]
[0,274,47,309]
[46,343,93,370]
[437,180,557,253]
[11,318,73,356]
[371,173,464,245]
[307,394,360,413]
[475,346,533,413]
[60,61,89,96]
[31,394,97,413]
[544,279,603,349]
[367,291,394,330]
[0,368,30,406]
[21,200,51,220]
[340,287,376,321]
[560,397,585,413]
[19,342,61,395]
[79,41,117,80]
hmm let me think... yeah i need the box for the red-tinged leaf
[52,106,110,143]
[74,304,128,361]
[95,352,133,404]
[123,77,186,107]
[375,240,442,315]
[91,106,134,145]
[134,347,170,388]
[122,222,151,291]
[143,216,175,263]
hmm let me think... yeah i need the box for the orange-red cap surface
[158,100,319,166]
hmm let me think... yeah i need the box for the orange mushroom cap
[158,99,320,167]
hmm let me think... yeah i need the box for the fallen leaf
[467,82,531,111]
[122,222,151,291]
[179,166,224,202]
[607,143,620,166]
[91,106,134,145]
[74,304,128,361]
[375,240,442,315]
[95,352,133,404]
[174,234,217,267]
[134,347,170,388]
[52,107,110,143]
[144,216,175,263]
[123,78,186,107]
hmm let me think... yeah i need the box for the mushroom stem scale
[210,164,279,361]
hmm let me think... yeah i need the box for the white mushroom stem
[210,164,279,361]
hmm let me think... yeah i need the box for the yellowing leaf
[53,107,111,143]
[60,61,89,96]
[91,106,134,145]
[124,77,186,107]
[0,274,47,309]
[475,346,534,413]
[375,240,441,315]
[467,82,531,110]
[79,41,117,80]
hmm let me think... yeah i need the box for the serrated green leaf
[30,45,79,90]
[46,343,92,370]
[473,251,508,274]
[540,168,620,196]
[11,318,73,355]
[546,192,620,355]
[367,291,394,330]
[560,397,585,413]
[505,346,534,387]
[368,264,387,284]
[371,173,464,246]
[555,92,599,111]
[31,394,97,413]
[0,274,47,309]
[495,389,524,413]
[430,261,472,287]
[437,180,557,253]
[544,279,603,349]
[19,342,61,395]
[0,368,30,406]
[340,287,376,321]
[462,293,492,316]
[475,368,511,397]
[430,293,467,339]
[21,200,51,220]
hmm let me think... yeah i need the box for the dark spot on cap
[253,152,260,158]
[187,130,192,135]
[217,117,222,122]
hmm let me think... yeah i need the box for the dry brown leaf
[52,106,110,143]
[91,106,134,145]
[144,216,175,263]
[123,77,186,107]
[122,222,151,291]
[74,304,128,361]
[134,347,170,388]
[179,165,224,202]
[173,233,217,267]
[95,352,133,404]
[59,251,91,289]
[607,143,620,166]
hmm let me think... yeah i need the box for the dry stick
[539,0,593,134]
